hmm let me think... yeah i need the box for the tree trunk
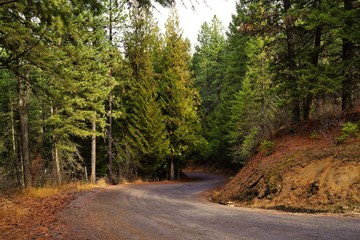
[107,0,115,184]
[18,77,31,188]
[91,117,96,184]
[312,25,322,67]
[53,142,61,185]
[108,91,114,184]
[304,21,322,120]
[342,0,354,111]
[50,106,61,185]
[170,158,174,181]
[284,0,300,123]
[10,101,22,187]
[303,95,312,121]
[17,126,24,187]
[291,101,301,123]
[84,166,88,183]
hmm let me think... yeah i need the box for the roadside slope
[214,114,360,213]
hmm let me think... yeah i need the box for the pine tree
[40,4,112,184]
[192,15,228,161]
[160,9,202,180]
[0,69,22,187]
[103,0,128,183]
[340,0,359,111]
[0,0,107,187]
[229,37,279,164]
[120,7,169,179]
[193,16,226,116]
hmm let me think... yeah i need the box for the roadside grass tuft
[23,181,107,199]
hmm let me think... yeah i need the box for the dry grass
[23,182,104,198]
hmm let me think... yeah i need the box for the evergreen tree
[339,0,359,110]
[192,16,228,161]
[120,7,169,179]
[103,0,128,183]
[0,69,22,187]
[49,10,111,183]
[193,16,226,116]
[229,37,279,164]
[160,9,202,180]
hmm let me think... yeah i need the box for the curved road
[57,173,360,240]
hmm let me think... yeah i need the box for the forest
[0,0,359,190]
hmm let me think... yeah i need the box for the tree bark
[18,77,31,188]
[303,95,312,121]
[53,141,61,184]
[84,166,88,183]
[108,92,114,184]
[50,106,61,185]
[170,158,174,181]
[284,0,300,123]
[107,0,115,184]
[17,126,24,187]
[304,21,322,120]
[10,101,22,187]
[91,117,96,184]
[342,0,354,111]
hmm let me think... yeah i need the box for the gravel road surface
[57,173,360,240]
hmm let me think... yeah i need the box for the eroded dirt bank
[214,119,360,214]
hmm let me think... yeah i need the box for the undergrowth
[336,122,359,144]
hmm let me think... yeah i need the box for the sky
[153,0,237,50]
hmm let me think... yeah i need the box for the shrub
[233,127,259,165]
[336,122,359,144]
[310,130,320,140]
[260,139,275,156]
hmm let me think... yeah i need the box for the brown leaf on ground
[0,188,81,239]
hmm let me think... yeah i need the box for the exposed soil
[213,112,360,214]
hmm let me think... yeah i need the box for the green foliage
[0,0,114,186]
[0,132,5,154]
[192,16,231,161]
[310,131,320,140]
[260,140,275,156]
[160,10,202,162]
[336,122,359,144]
[233,127,259,165]
[119,7,169,177]
[191,0,360,168]
[228,36,279,165]
[113,8,203,179]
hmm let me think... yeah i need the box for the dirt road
[55,173,360,240]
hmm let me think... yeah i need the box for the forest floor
[213,110,360,214]
[0,183,102,239]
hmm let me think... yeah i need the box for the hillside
[213,112,360,214]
